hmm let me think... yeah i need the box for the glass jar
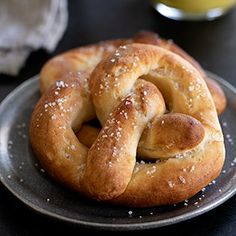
[152,0,236,21]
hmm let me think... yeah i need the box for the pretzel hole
[76,122,101,148]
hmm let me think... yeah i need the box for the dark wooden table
[0,1,235,235]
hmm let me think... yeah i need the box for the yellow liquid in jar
[158,0,236,13]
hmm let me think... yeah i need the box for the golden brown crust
[112,140,223,206]
[205,77,227,115]
[40,31,226,115]
[30,43,225,207]
[138,113,205,159]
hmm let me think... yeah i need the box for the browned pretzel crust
[40,31,226,115]
[30,44,225,207]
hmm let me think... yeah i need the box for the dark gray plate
[0,72,235,230]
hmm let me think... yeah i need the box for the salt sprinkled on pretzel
[30,44,225,207]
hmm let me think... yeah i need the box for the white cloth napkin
[0,0,68,75]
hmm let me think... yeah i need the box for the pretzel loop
[84,44,224,204]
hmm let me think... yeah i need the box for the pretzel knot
[30,44,225,207]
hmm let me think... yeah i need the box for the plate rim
[0,73,235,231]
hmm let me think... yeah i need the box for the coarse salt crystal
[179,176,186,184]
[190,165,195,172]
[168,181,174,188]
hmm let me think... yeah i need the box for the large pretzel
[30,44,225,207]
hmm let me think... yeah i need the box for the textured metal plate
[0,73,235,230]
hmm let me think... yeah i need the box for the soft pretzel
[40,31,226,115]
[30,44,225,207]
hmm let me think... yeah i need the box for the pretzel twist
[30,44,225,207]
